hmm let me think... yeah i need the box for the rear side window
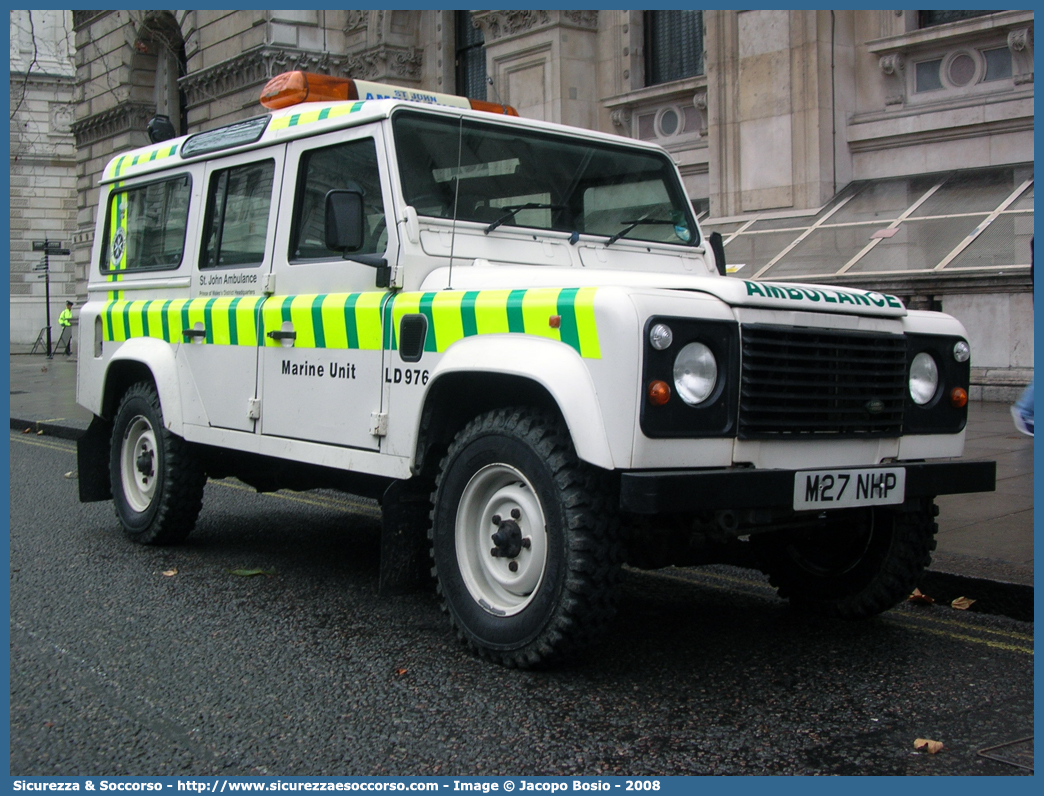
[101,175,191,273]
[290,138,387,260]
[200,160,275,268]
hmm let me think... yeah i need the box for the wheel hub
[136,448,154,478]
[490,510,531,559]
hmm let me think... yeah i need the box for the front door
[258,125,396,451]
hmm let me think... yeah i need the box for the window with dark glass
[290,138,387,260]
[200,160,274,268]
[918,10,993,28]
[456,11,487,100]
[645,10,704,86]
[101,175,191,272]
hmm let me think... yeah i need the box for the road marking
[10,434,76,454]
[634,567,1033,655]
[901,624,1033,656]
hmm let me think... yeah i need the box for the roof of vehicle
[100,97,669,185]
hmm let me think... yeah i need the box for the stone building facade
[9,10,78,347]
[68,10,1033,395]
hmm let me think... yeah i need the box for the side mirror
[325,189,365,254]
[708,231,727,276]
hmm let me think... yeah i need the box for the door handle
[182,328,207,340]
[267,330,297,341]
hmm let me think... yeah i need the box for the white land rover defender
[77,72,995,667]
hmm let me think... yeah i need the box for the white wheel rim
[121,415,158,513]
[455,463,548,616]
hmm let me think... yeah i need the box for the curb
[13,417,1034,624]
[11,417,87,441]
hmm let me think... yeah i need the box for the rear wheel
[430,407,621,668]
[752,500,938,619]
[110,381,206,545]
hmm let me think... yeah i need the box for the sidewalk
[9,352,1034,615]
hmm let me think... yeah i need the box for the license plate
[793,467,905,510]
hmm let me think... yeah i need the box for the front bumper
[619,460,996,514]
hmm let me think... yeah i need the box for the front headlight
[674,342,718,405]
[909,352,939,405]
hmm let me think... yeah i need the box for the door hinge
[262,273,276,295]
[247,398,261,420]
[369,411,388,437]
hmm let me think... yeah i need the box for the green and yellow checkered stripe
[103,296,267,346]
[388,287,600,358]
[101,287,600,358]
[269,102,367,132]
[104,144,180,181]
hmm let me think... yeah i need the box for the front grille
[739,324,906,439]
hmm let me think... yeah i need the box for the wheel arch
[101,339,185,434]
[411,336,615,477]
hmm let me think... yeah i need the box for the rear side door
[180,148,284,432]
[258,123,396,451]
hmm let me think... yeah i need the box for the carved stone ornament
[561,11,599,29]
[70,102,155,148]
[693,91,708,137]
[344,45,423,82]
[179,47,346,109]
[344,10,368,34]
[878,53,906,106]
[1007,26,1031,52]
[610,108,632,130]
[473,10,553,41]
[878,52,905,76]
[1007,26,1035,85]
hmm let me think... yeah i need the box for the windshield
[392,110,699,247]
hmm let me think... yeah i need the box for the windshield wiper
[605,218,676,247]
[484,203,563,234]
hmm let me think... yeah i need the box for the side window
[101,175,191,272]
[200,160,275,268]
[290,138,387,261]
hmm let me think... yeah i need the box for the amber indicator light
[648,380,671,406]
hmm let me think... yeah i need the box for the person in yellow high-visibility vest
[58,301,73,356]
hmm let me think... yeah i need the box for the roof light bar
[260,71,519,116]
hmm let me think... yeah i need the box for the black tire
[429,407,621,668]
[752,499,939,619]
[109,381,206,545]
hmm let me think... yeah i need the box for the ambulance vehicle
[77,72,995,667]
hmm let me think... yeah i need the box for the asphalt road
[10,431,1034,777]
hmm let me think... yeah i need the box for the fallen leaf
[64,471,76,479]
[395,668,408,676]
[908,588,934,605]
[914,738,944,754]
[162,569,178,577]
[22,428,31,434]
[36,429,44,435]
[228,568,275,577]
[951,596,976,610]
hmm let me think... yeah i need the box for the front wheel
[430,407,621,668]
[752,499,939,619]
[110,381,206,545]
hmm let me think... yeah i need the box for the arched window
[645,10,704,86]
[134,12,187,136]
